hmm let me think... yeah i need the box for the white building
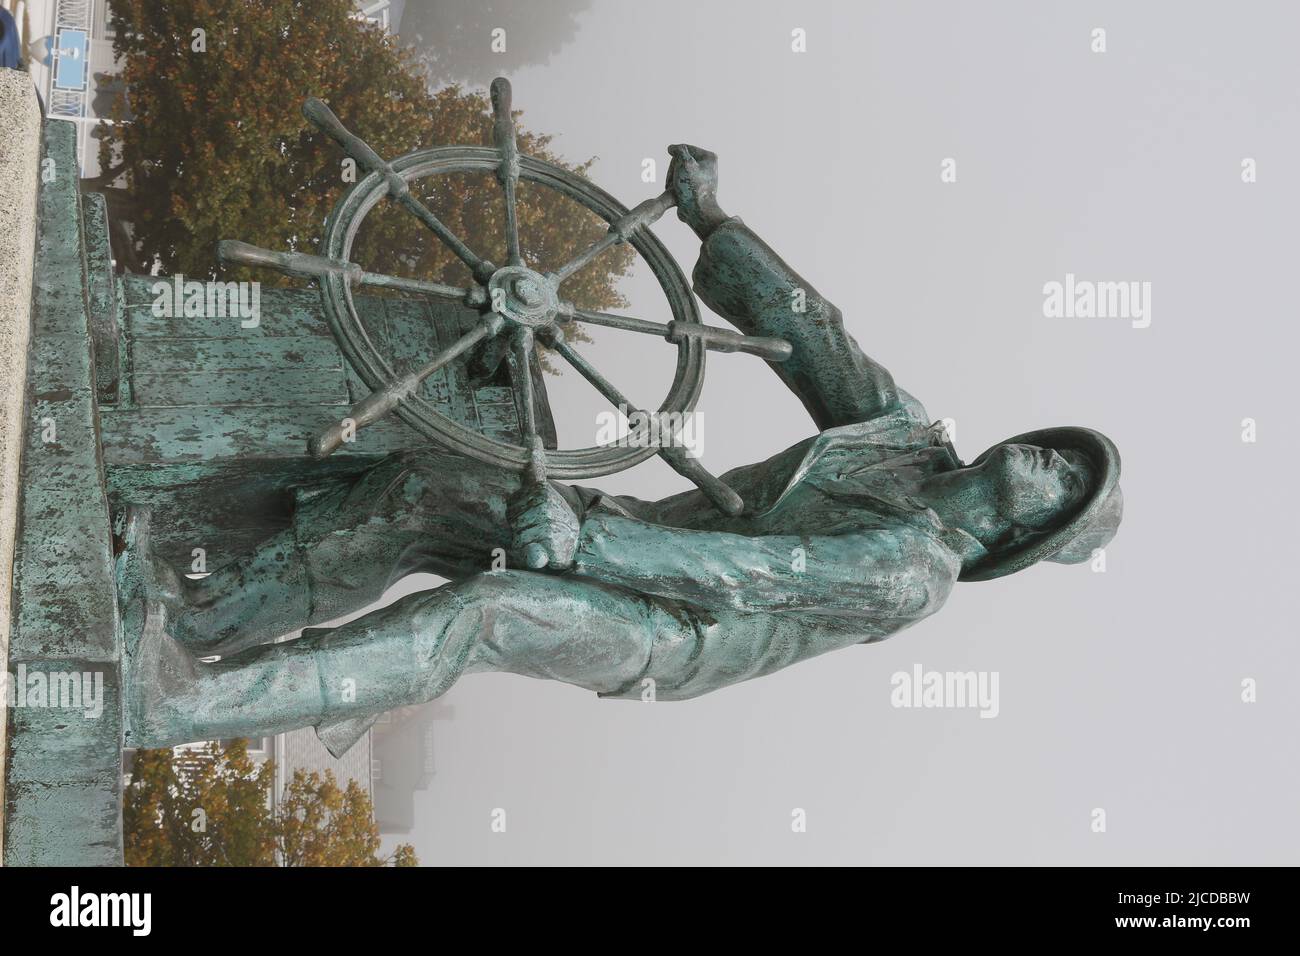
[5,0,119,176]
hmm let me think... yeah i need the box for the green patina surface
[3,122,123,866]
[114,127,1123,760]
[82,192,121,407]
[99,274,524,571]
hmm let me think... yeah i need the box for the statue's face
[974,443,1091,533]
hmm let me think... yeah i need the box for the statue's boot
[117,505,326,748]
[117,573,483,750]
[117,506,201,748]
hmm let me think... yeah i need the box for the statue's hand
[507,478,580,572]
[667,144,727,238]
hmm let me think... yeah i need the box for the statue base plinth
[3,118,125,867]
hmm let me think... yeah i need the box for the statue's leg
[126,570,685,749]
[691,218,898,429]
[172,449,521,656]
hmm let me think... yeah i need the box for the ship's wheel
[217,78,790,515]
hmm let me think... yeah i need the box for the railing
[47,0,93,119]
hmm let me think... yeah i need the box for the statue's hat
[958,426,1121,582]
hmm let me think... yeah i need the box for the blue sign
[53,28,89,92]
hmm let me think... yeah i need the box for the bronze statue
[119,84,1123,757]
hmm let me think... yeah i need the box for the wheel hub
[487,265,558,328]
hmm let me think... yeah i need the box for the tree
[96,0,632,323]
[123,739,276,865]
[123,739,417,866]
[275,766,418,867]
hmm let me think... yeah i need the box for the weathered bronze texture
[115,82,1122,759]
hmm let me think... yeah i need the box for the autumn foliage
[123,739,417,866]
[99,0,632,313]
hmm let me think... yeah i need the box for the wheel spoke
[656,445,744,517]
[507,328,540,441]
[309,314,504,458]
[558,302,793,362]
[558,304,664,337]
[303,97,496,283]
[549,191,675,284]
[548,333,743,515]
[217,240,361,283]
[217,241,477,304]
[490,78,524,268]
[548,333,634,412]
[356,270,475,302]
[397,195,497,282]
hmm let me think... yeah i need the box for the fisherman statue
[121,143,1123,757]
